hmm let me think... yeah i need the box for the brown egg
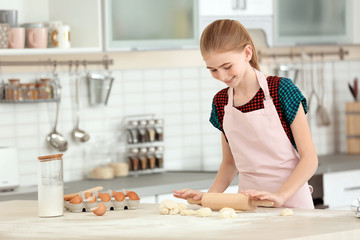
[99,193,111,202]
[114,192,126,202]
[92,202,106,216]
[126,191,140,200]
[69,195,82,204]
[85,192,92,199]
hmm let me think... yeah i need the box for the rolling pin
[64,186,103,201]
[187,193,274,211]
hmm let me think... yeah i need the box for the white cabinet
[323,169,360,210]
[198,0,273,46]
[0,0,102,55]
[199,0,273,17]
[103,0,199,51]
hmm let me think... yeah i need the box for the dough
[180,209,197,216]
[280,208,293,216]
[159,200,188,215]
[196,207,212,217]
[218,207,237,219]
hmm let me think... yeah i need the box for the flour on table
[280,208,293,216]
[218,207,237,219]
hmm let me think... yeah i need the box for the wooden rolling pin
[187,193,274,211]
[64,186,103,201]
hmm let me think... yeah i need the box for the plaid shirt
[209,76,307,150]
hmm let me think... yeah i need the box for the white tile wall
[0,60,359,187]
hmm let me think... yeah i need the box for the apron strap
[226,87,234,107]
[254,69,271,101]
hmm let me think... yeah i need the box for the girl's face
[204,46,252,88]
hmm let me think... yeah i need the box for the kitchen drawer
[323,169,360,209]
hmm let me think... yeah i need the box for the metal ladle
[71,65,90,142]
[46,71,68,151]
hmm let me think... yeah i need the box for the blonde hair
[200,19,260,71]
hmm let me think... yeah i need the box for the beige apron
[223,69,314,209]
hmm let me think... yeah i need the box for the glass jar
[37,154,64,218]
[155,119,164,141]
[40,78,54,99]
[147,147,156,169]
[129,148,139,171]
[155,146,164,168]
[139,147,148,170]
[7,79,20,101]
[36,82,46,99]
[138,120,148,143]
[147,120,156,142]
[28,83,38,100]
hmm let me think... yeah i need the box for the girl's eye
[224,65,232,70]
[210,69,217,73]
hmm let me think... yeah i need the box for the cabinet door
[104,0,199,50]
[323,169,360,209]
[199,0,273,17]
[274,0,352,46]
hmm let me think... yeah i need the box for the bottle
[37,154,64,218]
[8,79,20,101]
[146,120,156,142]
[155,146,164,168]
[139,147,148,170]
[138,120,148,143]
[155,119,164,141]
[147,147,156,169]
[40,78,53,99]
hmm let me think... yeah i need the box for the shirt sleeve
[278,77,308,126]
[209,100,222,132]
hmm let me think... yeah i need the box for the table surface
[0,200,359,240]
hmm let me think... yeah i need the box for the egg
[91,202,106,216]
[114,192,126,202]
[99,193,111,202]
[112,190,117,196]
[126,191,140,200]
[69,195,82,204]
[85,192,92,199]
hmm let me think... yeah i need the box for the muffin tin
[64,190,140,213]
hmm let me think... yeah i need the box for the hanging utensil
[71,62,90,142]
[315,55,330,126]
[46,64,68,151]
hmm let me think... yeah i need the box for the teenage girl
[174,19,317,209]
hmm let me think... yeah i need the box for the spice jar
[138,120,148,143]
[147,147,156,169]
[155,146,164,168]
[129,148,139,171]
[28,83,38,100]
[127,121,139,144]
[37,154,64,218]
[155,119,164,141]
[139,147,148,170]
[147,120,156,142]
[37,82,47,99]
[40,78,54,99]
[7,79,20,101]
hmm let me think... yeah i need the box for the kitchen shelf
[0,48,102,56]
[0,99,59,104]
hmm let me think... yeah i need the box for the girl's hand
[241,189,286,207]
[173,189,204,201]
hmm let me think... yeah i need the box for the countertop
[0,200,359,240]
[0,154,359,202]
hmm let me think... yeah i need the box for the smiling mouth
[225,76,235,84]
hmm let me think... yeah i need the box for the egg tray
[64,197,140,213]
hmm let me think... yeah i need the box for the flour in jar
[38,185,64,217]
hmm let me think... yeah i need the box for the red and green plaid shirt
[210,76,307,150]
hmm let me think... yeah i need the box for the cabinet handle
[344,186,360,191]
[232,0,246,10]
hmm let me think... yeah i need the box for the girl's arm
[242,104,318,206]
[174,133,238,200]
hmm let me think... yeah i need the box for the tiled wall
[0,60,359,187]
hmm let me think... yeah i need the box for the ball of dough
[159,199,178,209]
[180,209,197,216]
[159,207,170,215]
[159,200,189,215]
[196,207,212,217]
[218,207,237,219]
[280,208,293,216]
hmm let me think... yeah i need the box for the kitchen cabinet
[198,0,273,46]
[323,169,360,210]
[104,0,199,51]
[0,0,102,55]
[274,0,359,46]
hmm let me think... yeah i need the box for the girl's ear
[244,44,253,62]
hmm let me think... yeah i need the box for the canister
[37,154,64,217]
